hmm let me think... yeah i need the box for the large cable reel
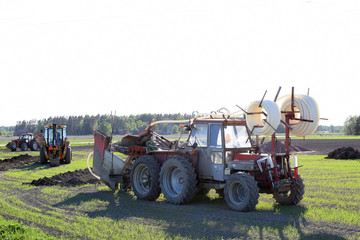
[245,100,280,137]
[279,94,319,137]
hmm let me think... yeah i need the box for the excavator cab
[40,124,72,167]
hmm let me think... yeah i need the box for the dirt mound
[260,140,311,154]
[0,154,39,171]
[29,169,100,187]
[325,147,360,159]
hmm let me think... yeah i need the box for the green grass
[1,152,360,239]
[0,215,58,240]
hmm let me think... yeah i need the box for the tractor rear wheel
[130,155,161,201]
[64,147,72,164]
[273,175,305,205]
[160,156,197,205]
[40,148,47,164]
[30,141,39,151]
[21,142,28,151]
[224,172,259,212]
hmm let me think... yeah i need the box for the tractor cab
[19,133,34,143]
[187,119,257,181]
[45,125,66,147]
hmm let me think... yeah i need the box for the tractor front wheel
[224,172,259,212]
[273,175,305,205]
[9,143,17,152]
[160,156,197,205]
[130,155,161,201]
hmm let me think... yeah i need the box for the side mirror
[192,142,198,149]
[181,124,192,131]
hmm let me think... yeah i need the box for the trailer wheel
[130,155,161,201]
[64,147,72,164]
[40,148,47,164]
[224,172,259,212]
[273,175,305,205]
[160,156,197,205]
[21,142,28,151]
[30,141,39,151]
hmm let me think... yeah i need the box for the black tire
[30,141,39,151]
[40,147,47,164]
[224,172,259,212]
[160,156,197,205]
[21,142,28,151]
[130,155,161,201]
[273,175,305,205]
[64,147,72,164]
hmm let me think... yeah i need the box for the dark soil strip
[0,154,39,171]
[28,169,100,187]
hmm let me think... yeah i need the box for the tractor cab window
[45,128,54,146]
[62,128,67,138]
[224,125,251,148]
[210,124,222,148]
[56,128,63,146]
[189,124,208,147]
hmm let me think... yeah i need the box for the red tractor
[92,88,317,211]
[6,133,40,152]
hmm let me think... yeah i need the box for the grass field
[0,149,360,239]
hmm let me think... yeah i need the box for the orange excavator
[39,123,72,167]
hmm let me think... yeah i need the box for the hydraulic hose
[87,151,100,180]
[246,100,280,136]
[280,94,319,137]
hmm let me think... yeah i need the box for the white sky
[1,0,359,126]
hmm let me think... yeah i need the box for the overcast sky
[1,0,359,126]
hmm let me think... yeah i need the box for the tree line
[343,115,360,135]
[11,113,193,136]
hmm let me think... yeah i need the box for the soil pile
[260,140,310,154]
[30,169,100,187]
[326,147,360,159]
[0,154,39,171]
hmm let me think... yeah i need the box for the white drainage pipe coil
[280,94,319,137]
[246,100,280,136]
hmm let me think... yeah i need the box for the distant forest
[8,113,194,136]
[0,113,343,136]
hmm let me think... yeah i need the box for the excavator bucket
[93,130,125,190]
